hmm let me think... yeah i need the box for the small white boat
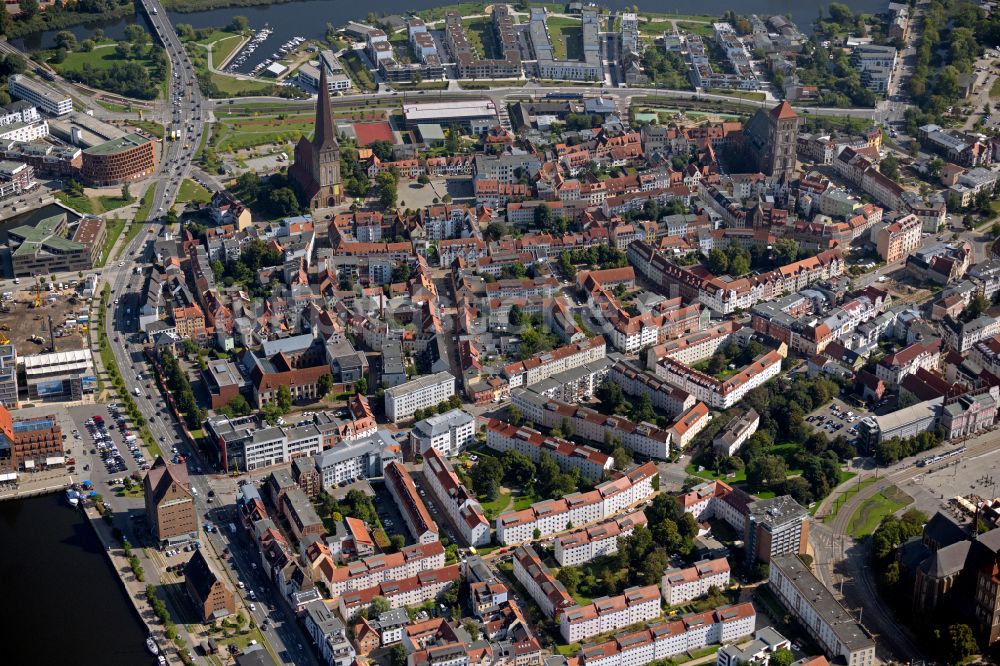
[146,636,159,655]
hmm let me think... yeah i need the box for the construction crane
[0,332,9,345]
[32,282,41,308]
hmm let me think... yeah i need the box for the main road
[138,0,207,219]
[810,429,1000,664]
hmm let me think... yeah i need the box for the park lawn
[848,485,912,538]
[554,644,581,656]
[98,194,134,211]
[676,21,714,38]
[341,50,377,92]
[822,475,875,523]
[684,462,747,484]
[462,18,492,58]
[133,187,155,223]
[98,216,126,267]
[479,490,512,520]
[513,492,536,511]
[209,34,245,69]
[992,77,1000,99]
[131,120,165,138]
[209,72,274,96]
[176,178,212,205]
[772,442,805,476]
[705,89,767,102]
[52,43,154,75]
[416,2,486,22]
[545,16,583,61]
[639,19,676,35]
[213,112,313,152]
[55,191,95,214]
[95,99,131,112]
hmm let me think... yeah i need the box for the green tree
[462,619,480,641]
[772,238,799,265]
[611,445,633,469]
[55,31,77,51]
[707,248,729,274]
[501,450,535,486]
[276,385,293,412]
[556,566,581,594]
[880,154,900,181]
[317,373,334,397]
[770,649,794,666]
[946,624,978,663]
[356,376,368,395]
[377,171,398,210]
[225,395,252,416]
[508,304,524,326]
[18,0,39,19]
[470,456,503,501]
[390,644,408,666]
[730,253,750,276]
[228,15,250,32]
[370,595,391,616]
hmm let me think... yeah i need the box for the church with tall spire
[289,66,343,210]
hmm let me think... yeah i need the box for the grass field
[130,119,164,138]
[55,192,132,215]
[209,33,244,69]
[176,179,212,205]
[685,462,747,484]
[208,71,274,96]
[51,43,163,96]
[463,17,496,58]
[97,217,126,267]
[705,89,767,102]
[848,485,912,538]
[545,16,582,61]
[95,98,131,112]
[416,2,486,22]
[341,50,377,92]
[676,21,715,38]
[991,77,1000,99]
[479,490,512,520]
[212,111,314,152]
[823,475,876,523]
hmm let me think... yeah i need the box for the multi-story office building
[8,213,102,276]
[384,371,456,422]
[744,496,810,564]
[496,463,658,545]
[0,345,17,408]
[385,461,439,545]
[7,74,72,116]
[554,511,646,566]
[410,409,475,458]
[769,555,876,666]
[0,404,63,475]
[422,448,491,546]
[143,456,198,545]
[560,585,662,643]
[81,133,156,185]
[662,558,731,606]
[716,627,791,666]
[485,419,612,481]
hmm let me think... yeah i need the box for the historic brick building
[290,67,343,210]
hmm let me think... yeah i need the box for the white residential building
[410,408,475,458]
[8,75,72,116]
[314,430,400,489]
[385,371,456,422]
[503,335,606,389]
[422,448,491,546]
[512,545,574,618]
[495,462,658,545]
[560,585,662,643]
[554,511,647,566]
[485,419,613,481]
[662,558,731,606]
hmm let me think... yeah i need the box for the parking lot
[67,403,148,487]
[807,398,868,442]
[899,445,1000,521]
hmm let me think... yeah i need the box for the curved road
[811,431,1000,663]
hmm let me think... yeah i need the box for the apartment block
[554,511,647,566]
[662,558,731,606]
[769,555,876,666]
[503,335,606,389]
[325,541,446,599]
[385,461,439,545]
[875,214,921,264]
[314,430,401,489]
[560,585,662,643]
[745,496,810,564]
[410,409,475,458]
[654,351,782,410]
[422,448,491,546]
[512,545,574,618]
[385,371,456,422]
[485,419,613,481]
[495,462,657,545]
[7,74,72,116]
[547,603,756,666]
[338,564,461,620]
[512,389,673,459]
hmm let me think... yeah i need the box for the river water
[13,0,887,70]
[0,493,149,665]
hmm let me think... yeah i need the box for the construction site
[0,279,93,355]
